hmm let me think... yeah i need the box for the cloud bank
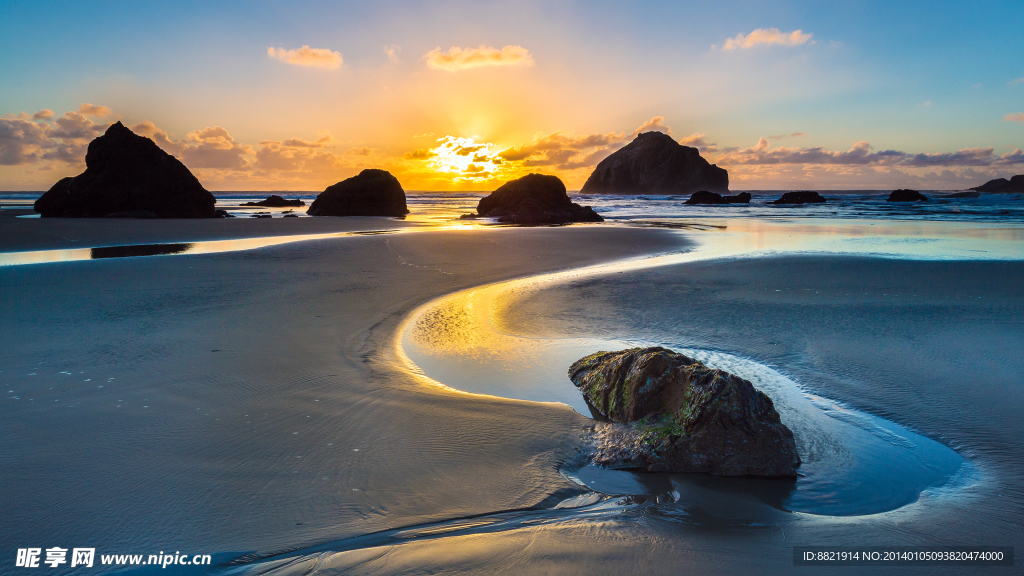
[425,45,533,71]
[267,45,343,69]
[718,28,814,50]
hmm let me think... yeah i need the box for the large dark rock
[568,347,800,477]
[474,173,603,224]
[887,189,928,202]
[684,191,751,205]
[34,122,215,218]
[770,191,826,205]
[307,169,408,217]
[580,132,729,194]
[242,195,305,207]
[969,175,1024,193]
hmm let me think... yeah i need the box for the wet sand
[2,218,1021,575]
[0,221,685,573]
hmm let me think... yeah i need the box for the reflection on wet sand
[398,219,988,517]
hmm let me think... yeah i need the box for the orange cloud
[267,45,343,69]
[1005,112,1024,123]
[403,148,435,160]
[384,44,401,63]
[32,109,54,120]
[425,45,533,71]
[77,103,114,117]
[718,28,813,50]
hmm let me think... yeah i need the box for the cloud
[425,45,533,71]
[631,116,672,138]
[281,133,333,148]
[179,126,252,170]
[678,133,721,154]
[403,148,436,160]
[495,116,676,171]
[267,45,343,69]
[346,147,371,156]
[1009,78,1024,85]
[77,103,114,117]
[384,44,401,63]
[1005,112,1024,123]
[711,138,1024,168]
[766,131,807,140]
[0,107,110,166]
[718,28,814,50]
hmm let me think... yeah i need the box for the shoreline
[2,218,1021,574]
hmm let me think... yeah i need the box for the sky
[1,0,1022,191]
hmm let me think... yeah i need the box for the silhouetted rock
[686,191,752,205]
[34,122,215,218]
[473,173,603,224]
[684,191,726,205]
[887,189,928,202]
[580,132,729,194]
[568,347,800,477]
[307,169,409,217]
[969,175,1024,193]
[242,195,305,207]
[214,209,233,218]
[770,191,826,205]
[940,191,981,199]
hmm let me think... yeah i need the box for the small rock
[770,191,826,205]
[886,189,928,202]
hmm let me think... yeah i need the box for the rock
[969,175,1024,193]
[474,173,603,224]
[242,195,305,207]
[214,209,234,218]
[568,347,800,477]
[684,191,751,205]
[580,132,729,194]
[684,191,726,205]
[940,191,981,199]
[34,122,215,218]
[770,191,826,205]
[307,169,409,217]
[887,189,928,202]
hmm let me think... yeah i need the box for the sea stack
[580,132,729,194]
[307,169,409,217]
[887,189,928,202]
[34,122,216,218]
[568,347,800,477]
[969,175,1024,193]
[472,173,603,224]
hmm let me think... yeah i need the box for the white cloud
[425,45,533,71]
[717,28,814,50]
[267,45,343,69]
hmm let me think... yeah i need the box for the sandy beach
[1,213,1021,574]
